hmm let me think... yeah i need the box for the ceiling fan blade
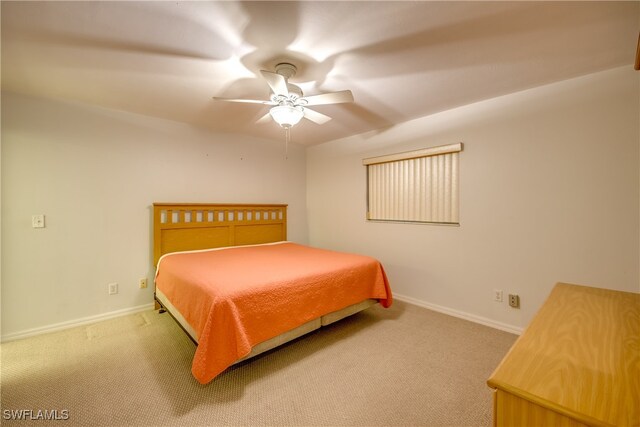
[260,70,289,97]
[303,108,332,125]
[212,97,273,105]
[255,112,272,124]
[301,90,354,106]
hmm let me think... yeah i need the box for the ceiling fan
[213,62,354,128]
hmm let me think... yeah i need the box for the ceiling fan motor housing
[287,84,303,99]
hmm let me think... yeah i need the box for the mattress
[155,241,392,384]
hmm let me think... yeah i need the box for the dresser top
[487,283,640,427]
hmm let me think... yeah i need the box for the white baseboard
[1,296,522,343]
[1,303,155,343]
[393,293,523,335]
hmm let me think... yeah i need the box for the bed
[153,203,392,384]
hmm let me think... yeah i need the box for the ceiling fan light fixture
[270,105,304,128]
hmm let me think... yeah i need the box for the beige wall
[2,66,638,338]
[307,66,639,330]
[1,92,308,337]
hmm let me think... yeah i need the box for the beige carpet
[1,301,516,426]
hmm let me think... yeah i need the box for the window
[363,143,462,225]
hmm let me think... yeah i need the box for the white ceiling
[2,1,638,146]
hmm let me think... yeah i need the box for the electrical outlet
[509,294,520,308]
[108,283,118,295]
[494,289,503,302]
[139,278,148,289]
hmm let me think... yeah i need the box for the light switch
[32,214,45,228]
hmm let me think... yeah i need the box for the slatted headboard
[153,203,288,266]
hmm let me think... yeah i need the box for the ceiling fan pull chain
[285,126,290,159]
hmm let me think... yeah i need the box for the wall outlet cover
[508,294,520,308]
[108,283,118,295]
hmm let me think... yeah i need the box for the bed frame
[152,202,377,363]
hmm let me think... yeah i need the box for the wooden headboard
[153,203,287,266]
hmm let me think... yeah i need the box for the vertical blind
[363,143,462,224]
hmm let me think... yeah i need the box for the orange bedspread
[155,242,392,384]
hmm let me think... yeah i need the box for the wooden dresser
[487,283,639,427]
